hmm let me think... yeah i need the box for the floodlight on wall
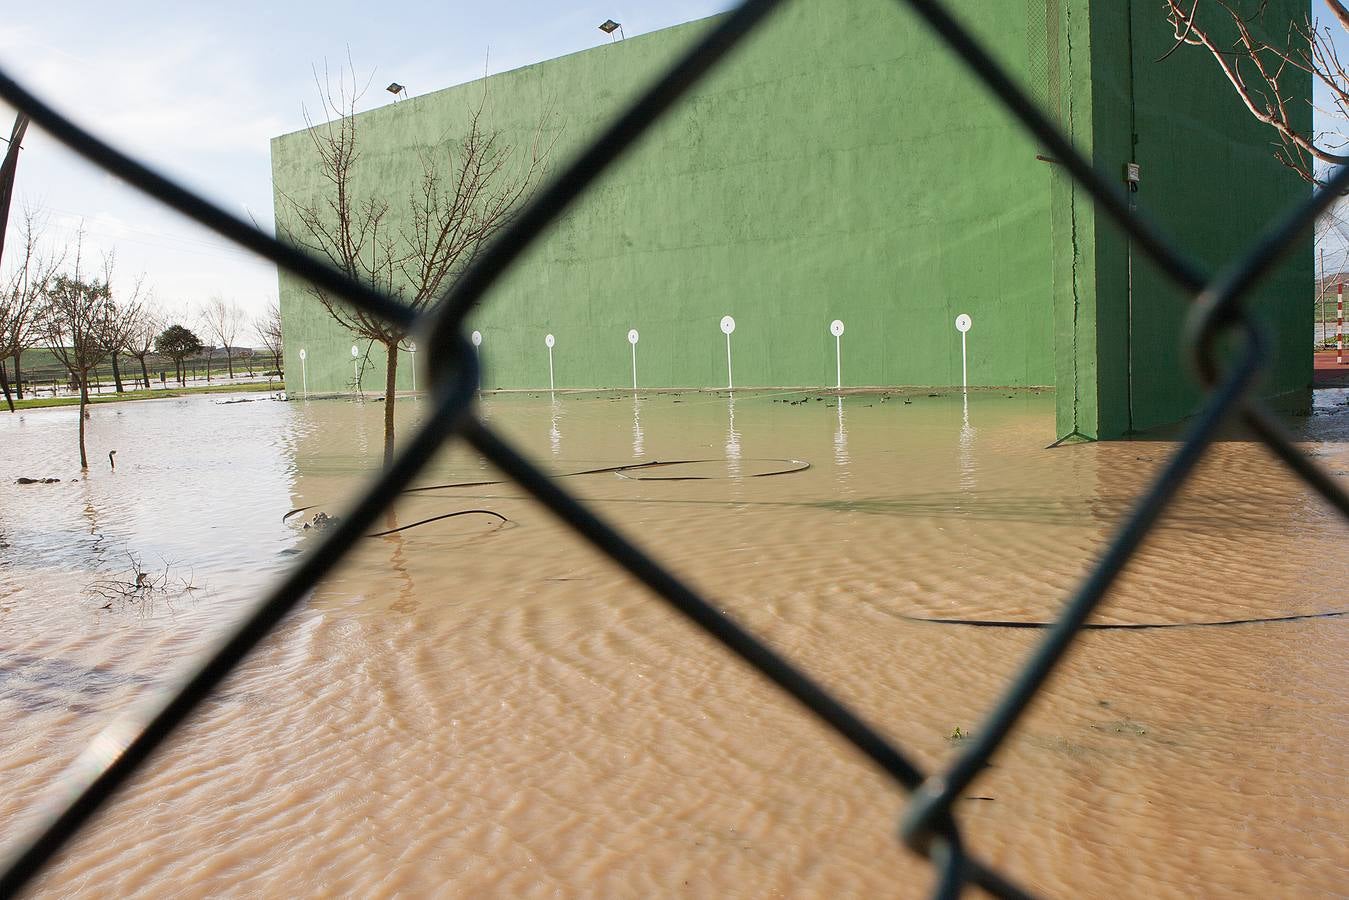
[386,82,407,100]
[599,19,625,41]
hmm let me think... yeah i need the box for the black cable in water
[899,609,1349,630]
[282,457,812,523]
[365,509,509,538]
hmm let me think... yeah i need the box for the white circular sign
[955,314,972,333]
[351,345,360,358]
[720,315,736,335]
[407,341,417,353]
[545,333,555,349]
[830,319,845,337]
[471,330,482,347]
[628,329,639,345]
[298,348,307,361]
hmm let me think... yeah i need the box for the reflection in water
[549,393,562,456]
[355,402,369,458]
[833,395,849,472]
[382,518,417,616]
[725,392,741,476]
[959,394,977,492]
[1,390,1346,897]
[631,397,644,459]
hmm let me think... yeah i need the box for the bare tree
[194,308,216,384]
[256,299,284,379]
[1,205,63,405]
[201,295,245,379]
[1162,1,1349,185]
[126,301,162,389]
[95,264,146,394]
[277,61,555,466]
[39,241,113,468]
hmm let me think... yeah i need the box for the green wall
[273,0,1310,440]
[1054,0,1311,437]
[274,1,1054,394]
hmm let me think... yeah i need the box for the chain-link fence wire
[2,0,1347,896]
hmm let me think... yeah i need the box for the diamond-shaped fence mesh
[2,1,1346,896]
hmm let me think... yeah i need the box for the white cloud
[0,23,286,160]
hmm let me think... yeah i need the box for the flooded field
[1,388,1346,897]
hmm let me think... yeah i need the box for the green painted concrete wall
[1052,0,1311,437]
[274,2,1054,393]
[273,0,1310,440]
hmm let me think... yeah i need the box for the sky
[0,1,1344,343]
[0,1,735,340]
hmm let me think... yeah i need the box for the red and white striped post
[1339,284,1344,365]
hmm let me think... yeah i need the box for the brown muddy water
[0,387,1345,897]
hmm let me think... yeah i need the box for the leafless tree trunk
[1163,1,1349,185]
[127,303,161,389]
[1,205,62,405]
[40,239,113,468]
[202,295,245,379]
[96,265,145,395]
[256,299,284,379]
[276,59,556,467]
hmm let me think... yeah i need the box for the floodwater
[0,387,1345,897]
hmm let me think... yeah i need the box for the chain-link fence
[1,1,1345,896]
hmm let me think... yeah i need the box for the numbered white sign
[544,334,556,391]
[628,329,639,390]
[351,345,360,358]
[471,330,483,347]
[955,313,972,391]
[720,316,736,389]
[298,348,307,361]
[830,320,845,389]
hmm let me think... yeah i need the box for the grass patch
[9,380,283,410]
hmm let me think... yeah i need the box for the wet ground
[1,387,1346,896]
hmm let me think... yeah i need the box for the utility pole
[1320,247,1328,350]
[0,112,31,412]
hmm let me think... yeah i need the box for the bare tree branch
[1163,0,1349,185]
[1,204,64,403]
[276,58,557,466]
[39,230,114,467]
[201,295,246,379]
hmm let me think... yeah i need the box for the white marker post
[298,348,308,399]
[628,329,639,390]
[407,341,417,394]
[720,315,736,390]
[545,333,556,391]
[955,314,972,391]
[471,331,483,395]
[830,319,845,390]
[351,344,361,394]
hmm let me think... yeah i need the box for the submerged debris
[87,551,197,610]
[304,511,341,531]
